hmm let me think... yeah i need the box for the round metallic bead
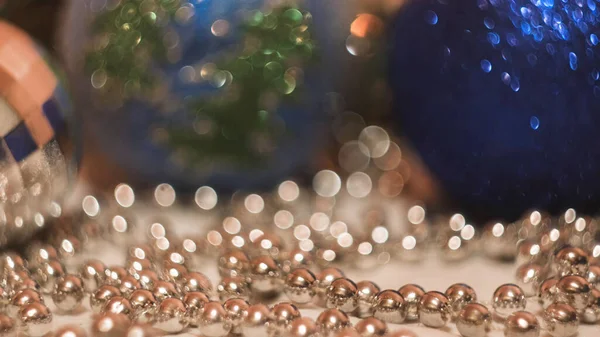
[543,302,579,337]
[355,280,380,318]
[249,255,283,297]
[316,308,351,333]
[386,330,418,337]
[556,275,592,310]
[9,289,44,317]
[183,291,210,326]
[516,240,545,266]
[481,222,518,261]
[78,259,106,293]
[52,274,85,312]
[197,301,232,337]
[152,280,181,302]
[217,276,250,301]
[129,289,158,323]
[125,258,153,277]
[281,249,314,274]
[5,269,31,289]
[505,311,540,337]
[334,327,361,337]
[0,252,27,274]
[119,275,141,297]
[271,302,301,336]
[57,235,82,262]
[0,313,14,335]
[316,267,345,302]
[587,264,600,288]
[243,303,272,336]
[539,278,559,309]
[162,261,188,284]
[90,285,121,314]
[285,268,317,304]
[18,302,52,337]
[53,324,88,337]
[13,277,39,293]
[553,246,589,277]
[398,284,425,321]
[223,298,249,334]
[137,270,159,290]
[515,263,547,297]
[181,271,212,294]
[373,289,406,324]
[153,297,188,334]
[418,291,451,328]
[289,317,320,337]
[33,259,65,294]
[103,296,133,318]
[445,283,477,317]
[581,288,600,324]
[128,244,155,260]
[492,284,526,318]
[26,244,58,269]
[91,312,130,337]
[326,277,359,312]
[354,317,387,336]
[252,233,285,259]
[105,265,128,286]
[218,250,250,277]
[456,303,492,337]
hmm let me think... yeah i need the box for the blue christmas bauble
[60,0,338,191]
[389,0,600,221]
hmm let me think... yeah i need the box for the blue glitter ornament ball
[389,0,600,221]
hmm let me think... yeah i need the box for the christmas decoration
[0,20,74,245]
[60,0,326,191]
[389,0,600,221]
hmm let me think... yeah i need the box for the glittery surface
[389,0,600,221]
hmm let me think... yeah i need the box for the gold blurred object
[351,13,385,38]
[359,0,410,16]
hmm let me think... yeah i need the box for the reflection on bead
[289,317,320,337]
[398,284,424,321]
[105,266,128,286]
[26,244,58,269]
[52,274,85,312]
[587,264,600,288]
[316,308,351,333]
[91,313,130,337]
[33,259,65,294]
[103,296,133,319]
[335,327,361,337]
[556,275,592,311]
[10,289,44,317]
[0,252,27,274]
[316,267,345,303]
[218,276,250,301]
[78,259,106,293]
[129,289,158,323]
[53,324,88,337]
[223,298,249,334]
[355,317,387,336]
[482,222,518,261]
[543,302,579,337]
[373,290,406,324]
[516,240,544,266]
[515,263,546,297]
[243,303,272,336]
[18,302,52,337]
[505,311,540,337]
[152,280,181,302]
[249,255,283,297]
[271,302,301,336]
[285,268,317,304]
[492,284,526,318]
[326,278,359,312]
[456,303,491,337]
[163,262,188,284]
[125,324,162,337]
[119,275,141,297]
[445,283,477,317]
[153,298,188,333]
[198,301,231,337]
[137,270,159,290]
[126,258,152,278]
[538,278,559,309]
[181,271,212,294]
[418,291,450,328]
[581,288,600,324]
[281,249,314,274]
[218,250,250,277]
[553,247,589,277]
[91,285,121,314]
[356,280,380,318]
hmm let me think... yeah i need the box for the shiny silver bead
[334,327,361,337]
[183,291,210,326]
[119,275,141,297]
[18,302,52,337]
[78,259,106,293]
[505,311,540,337]
[125,258,152,277]
[354,317,387,336]
[543,302,579,337]
[355,281,380,318]
[33,259,65,294]
[218,250,250,277]
[587,264,600,288]
[316,267,345,303]
[515,263,547,297]
[516,240,544,266]
[152,280,181,302]
[581,288,600,324]
[243,303,272,336]
[26,244,58,269]
[137,270,159,290]
[538,278,559,309]
[197,301,232,337]
[0,313,15,335]
[129,289,158,323]
[13,277,40,293]
[456,303,491,337]
[281,249,314,274]
[326,278,359,312]
[9,289,44,317]
[316,308,351,334]
[181,271,212,294]
[91,313,130,337]
[153,297,188,333]
[0,252,27,274]
[52,274,84,312]
[128,244,155,260]
[553,246,589,277]
[57,235,82,261]
[91,285,121,314]
[163,261,188,284]
[253,233,285,259]
[223,298,249,334]
[103,296,133,318]
[289,317,320,337]
[105,265,128,286]
[492,284,526,318]
[398,284,425,321]
[217,276,250,301]
[249,255,283,297]
[556,275,592,310]
[53,324,88,337]
[418,291,451,328]
[373,290,406,324]
[386,330,417,337]
[482,222,518,261]
[445,283,477,317]
[271,302,301,335]
[5,269,31,289]
[285,268,317,304]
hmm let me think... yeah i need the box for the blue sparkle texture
[530,116,540,129]
[481,59,493,72]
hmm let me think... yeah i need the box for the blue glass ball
[389,0,600,221]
